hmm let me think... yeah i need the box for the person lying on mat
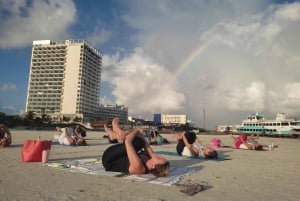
[149,130,170,145]
[231,134,267,151]
[174,131,218,159]
[102,119,170,177]
[0,124,12,147]
[75,125,87,138]
[56,126,87,146]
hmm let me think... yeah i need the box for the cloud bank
[0,0,76,49]
[102,1,300,127]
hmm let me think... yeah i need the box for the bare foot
[104,124,110,132]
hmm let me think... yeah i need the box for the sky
[0,0,300,129]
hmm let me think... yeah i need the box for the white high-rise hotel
[26,39,102,122]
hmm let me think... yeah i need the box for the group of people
[1,118,270,179]
[102,117,274,177]
[102,117,222,177]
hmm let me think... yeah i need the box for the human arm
[65,127,76,145]
[182,133,199,157]
[195,137,202,145]
[242,140,253,149]
[73,126,82,138]
[124,129,146,174]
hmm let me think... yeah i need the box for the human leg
[104,124,119,141]
[176,140,185,155]
[102,143,129,172]
[102,136,145,172]
[104,124,129,143]
[172,132,184,141]
[112,118,123,134]
[184,132,196,144]
[105,118,130,142]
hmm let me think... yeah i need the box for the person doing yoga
[102,118,170,177]
[174,131,218,159]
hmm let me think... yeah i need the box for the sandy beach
[0,129,299,201]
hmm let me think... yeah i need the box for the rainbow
[171,22,224,81]
[172,41,210,82]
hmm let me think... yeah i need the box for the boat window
[282,122,289,126]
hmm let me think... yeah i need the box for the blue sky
[1,0,300,129]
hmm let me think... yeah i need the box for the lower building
[154,114,187,125]
[96,104,128,122]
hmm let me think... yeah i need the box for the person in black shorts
[102,118,170,177]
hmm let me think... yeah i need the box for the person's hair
[150,161,170,177]
[255,145,263,151]
[0,139,8,147]
[76,126,83,132]
[77,139,87,146]
[204,150,218,159]
[0,124,7,130]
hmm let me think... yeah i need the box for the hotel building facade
[25,39,102,122]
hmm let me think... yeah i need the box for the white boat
[237,112,300,137]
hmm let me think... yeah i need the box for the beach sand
[0,130,299,201]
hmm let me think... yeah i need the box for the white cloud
[102,48,186,117]
[274,2,300,21]
[222,81,266,111]
[115,0,300,127]
[282,82,300,111]
[100,96,114,105]
[0,83,17,91]
[0,0,76,49]
[86,26,111,47]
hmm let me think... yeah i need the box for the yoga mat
[45,158,195,185]
[156,151,231,161]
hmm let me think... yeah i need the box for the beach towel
[156,151,231,161]
[45,158,195,185]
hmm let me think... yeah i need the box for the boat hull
[237,113,300,137]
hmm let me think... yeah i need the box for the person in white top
[55,126,86,146]
[174,131,218,159]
